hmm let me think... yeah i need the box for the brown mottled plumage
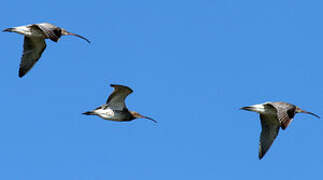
[83,84,157,123]
[241,102,319,159]
[3,23,90,77]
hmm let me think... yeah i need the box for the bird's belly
[110,111,131,121]
[95,108,129,121]
[95,108,114,119]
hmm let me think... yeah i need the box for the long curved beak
[143,116,158,123]
[299,109,320,118]
[67,32,91,43]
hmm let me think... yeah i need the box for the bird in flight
[83,84,157,123]
[241,101,319,159]
[3,22,90,78]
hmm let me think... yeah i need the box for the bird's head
[130,111,157,123]
[295,107,320,118]
[60,28,69,36]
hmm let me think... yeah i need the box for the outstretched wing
[34,23,61,42]
[259,114,280,159]
[271,102,296,130]
[106,84,133,110]
[19,36,46,77]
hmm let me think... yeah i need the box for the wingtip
[258,147,268,160]
[110,84,125,87]
[258,150,267,160]
[110,84,132,91]
[18,71,25,78]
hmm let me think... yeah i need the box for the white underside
[92,108,129,122]
[94,108,115,120]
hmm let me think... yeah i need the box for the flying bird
[83,84,157,123]
[241,101,319,159]
[3,23,90,77]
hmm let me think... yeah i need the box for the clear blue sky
[1,0,323,179]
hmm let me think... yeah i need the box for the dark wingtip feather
[110,84,126,87]
[110,84,132,91]
[258,152,264,160]
[18,69,26,78]
[258,145,269,160]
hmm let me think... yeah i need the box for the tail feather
[82,111,95,115]
[3,28,14,32]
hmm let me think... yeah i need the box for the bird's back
[270,102,296,111]
[269,102,296,130]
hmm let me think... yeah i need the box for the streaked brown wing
[272,102,296,130]
[34,23,61,42]
[106,84,133,110]
[278,109,295,130]
[259,114,280,159]
[19,36,46,77]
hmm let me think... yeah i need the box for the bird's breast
[94,108,131,121]
[94,108,114,119]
